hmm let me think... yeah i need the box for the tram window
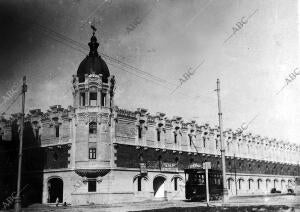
[217,176,221,185]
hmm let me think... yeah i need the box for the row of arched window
[227,178,293,191]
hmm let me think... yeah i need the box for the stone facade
[0,33,300,207]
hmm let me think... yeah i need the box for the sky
[0,0,299,144]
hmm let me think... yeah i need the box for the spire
[88,24,99,56]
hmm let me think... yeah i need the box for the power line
[32,22,175,86]
[27,20,203,101]
[0,93,22,115]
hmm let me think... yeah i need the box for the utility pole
[14,76,27,212]
[216,79,228,203]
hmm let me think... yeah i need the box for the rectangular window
[89,92,97,106]
[80,93,86,106]
[55,126,59,138]
[89,148,96,159]
[174,178,178,191]
[101,93,106,107]
[88,179,96,192]
[137,177,142,191]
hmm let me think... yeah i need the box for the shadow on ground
[131,205,295,212]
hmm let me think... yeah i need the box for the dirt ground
[1,194,299,212]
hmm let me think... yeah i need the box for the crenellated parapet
[111,107,300,165]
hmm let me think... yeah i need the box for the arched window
[238,179,244,190]
[89,122,97,134]
[137,177,142,191]
[138,126,142,139]
[174,177,178,191]
[80,92,86,106]
[101,92,106,107]
[55,125,59,138]
[257,179,262,190]
[157,130,161,141]
[189,135,192,146]
[133,175,148,192]
[248,179,253,190]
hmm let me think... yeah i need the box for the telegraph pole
[216,79,228,203]
[15,76,27,212]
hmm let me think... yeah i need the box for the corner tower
[71,30,115,184]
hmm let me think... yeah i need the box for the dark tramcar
[184,168,223,201]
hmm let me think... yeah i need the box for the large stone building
[0,32,300,206]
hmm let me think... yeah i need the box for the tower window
[55,125,59,138]
[80,92,86,106]
[89,148,96,159]
[101,93,106,107]
[138,126,142,139]
[90,92,97,106]
[89,122,97,134]
[88,179,96,192]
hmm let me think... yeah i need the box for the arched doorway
[48,177,63,203]
[153,176,166,198]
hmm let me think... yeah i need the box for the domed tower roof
[77,32,110,83]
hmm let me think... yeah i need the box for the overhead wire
[32,22,175,86]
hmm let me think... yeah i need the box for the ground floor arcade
[42,169,297,205]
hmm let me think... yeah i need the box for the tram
[184,168,223,201]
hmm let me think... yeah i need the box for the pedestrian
[55,197,59,207]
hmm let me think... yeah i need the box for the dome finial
[88,23,99,56]
[91,24,97,36]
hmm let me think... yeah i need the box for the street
[1,194,299,212]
